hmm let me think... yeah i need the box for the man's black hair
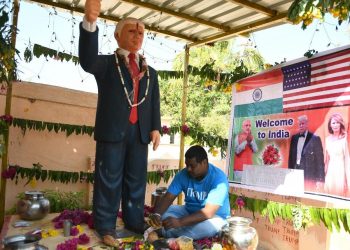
[185,145,208,163]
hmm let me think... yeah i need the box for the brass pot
[17,191,50,220]
[221,216,258,250]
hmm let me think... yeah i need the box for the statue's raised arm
[84,0,101,23]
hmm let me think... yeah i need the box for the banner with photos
[228,45,350,199]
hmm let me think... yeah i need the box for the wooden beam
[120,0,230,31]
[26,0,197,42]
[0,0,19,230]
[226,0,277,16]
[188,12,288,47]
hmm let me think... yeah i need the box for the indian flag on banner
[233,68,283,118]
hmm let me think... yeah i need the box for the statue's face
[116,23,144,53]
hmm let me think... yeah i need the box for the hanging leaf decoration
[229,194,350,234]
[11,118,228,157]
[30,44,80,65]
[3,164,178,185]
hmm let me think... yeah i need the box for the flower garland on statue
[115,49,150,108]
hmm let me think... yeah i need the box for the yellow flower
[41,231,49,238]
[29,179,37,188]
[224,85,232,93]
[76,225,84,233]
[264,64,273,69]
[211,148,219,157]
[77,247,88,250]
[48,229,59,237]
[121,237,134,243]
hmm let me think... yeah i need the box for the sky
[14,1,350,94]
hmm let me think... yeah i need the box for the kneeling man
[149,145,230,239]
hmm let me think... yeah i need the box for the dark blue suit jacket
[288,131,325,183]
[79,24,161,144]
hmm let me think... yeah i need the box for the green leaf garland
[32,44,80,65]
[5,164,178,185]
[230,194,350,234]
[24,44,254,89]
[10,117,228,157]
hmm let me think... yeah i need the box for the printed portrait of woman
[324,113,350,196]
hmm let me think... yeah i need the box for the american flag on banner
[282,48,350,112]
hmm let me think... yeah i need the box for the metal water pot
[221,216,259,250]
[2,233,41,250]
[17,191,50,220]
[151,187,167,207]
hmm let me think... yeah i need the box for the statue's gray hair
[115,17,145,36]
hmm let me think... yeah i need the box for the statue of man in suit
[288,115,325,191]
[80,0,161,246]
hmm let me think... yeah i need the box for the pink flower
[1,166,16,179]
[181,124,190,135]
[70,226,79,236]
[157,170,164,177]
[56,238,78,250]
[162,125,170,135]
[235,196,245,208]
[87,215,94,229]
[0,115,13,124]
[78,233,90,244]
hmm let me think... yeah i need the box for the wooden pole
[177,46,190,204]
[0,0,19,230]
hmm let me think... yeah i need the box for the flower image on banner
[262,144,281,165]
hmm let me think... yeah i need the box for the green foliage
[0,0,18,84]
[6,163,178,185]
[43,189,86,212]
[6,190,87,215]
[288,0,350,29]
[23,44,80,65]
[160,39,264,151]
[229,194,350,233]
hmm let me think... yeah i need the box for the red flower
[162,125,170,135]
[235,196,245,208]
[78,233,90,244]
[1,166,16,179]
[262,144,280,165]
[0,115,13,124]
[70,226,79,236]
[181,124,190,135]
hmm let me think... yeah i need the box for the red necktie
[128,53,140,124]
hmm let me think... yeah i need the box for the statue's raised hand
[85,0,101,23]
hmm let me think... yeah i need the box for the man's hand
[150,130,160,151]
[148,213,162,228]
[85,0,101,23]
[162,216,182,229]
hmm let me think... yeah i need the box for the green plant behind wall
[0,0,18,84]
[6,189,88,215]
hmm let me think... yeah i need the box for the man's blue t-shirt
[167,163,230,219]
